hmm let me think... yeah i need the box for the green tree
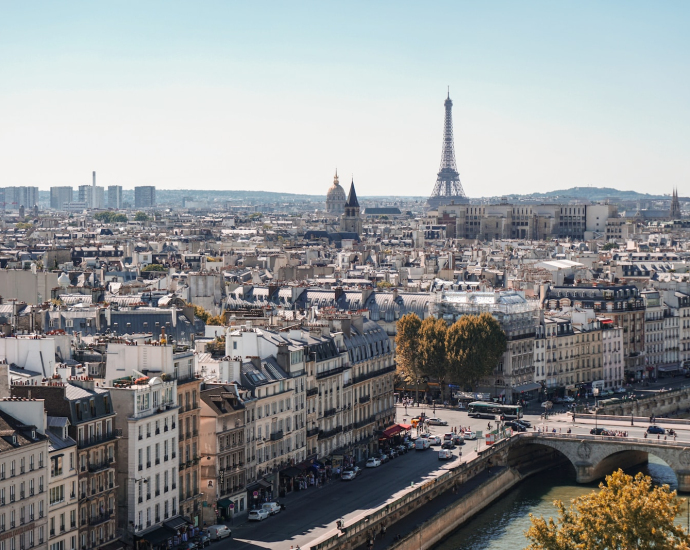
[395,313,423,404]
[525,469,690,550]
[192,304,210,324]
[418,317,448,402]
[446,312,506,391]
[94,211,128,223]
[601,242,617,251]
[142,264,167,272]
[134,211,149,222]
[376,281,393,289]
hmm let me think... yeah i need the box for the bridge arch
[510,435,690,492]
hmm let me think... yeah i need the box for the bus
[467,401,523,420]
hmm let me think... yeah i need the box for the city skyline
[1,2,689,196]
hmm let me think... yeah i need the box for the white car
[463,431,477,440]
[426,417,448,426]
[248,509,270,521]
[429,436,442,446]
[366,457,381,468]
[341,470,356,480]
[562,396,575,403]
[614,387,627,394]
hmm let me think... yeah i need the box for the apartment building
[12,381,120,550]
[199,386,245,523]
[46,418,79,550]
[535,314,576,397]
[0,399,49,550]
[642,290,665,373]
[663,290,690,364]
[544,284,645,381]
[600,320,624,389]
[105,341,203,528]
[324,316,395,460]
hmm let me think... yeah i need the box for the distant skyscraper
[108,185,123,209]
[427,90,469,209]
[50,186,73,210]
[135,186,156,208]
[670,187,682,219]
[326,170,346,214]
[0,187,39,210]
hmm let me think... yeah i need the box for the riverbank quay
[308,438,516,550]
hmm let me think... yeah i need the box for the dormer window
[12,435,17,445]
[31,431,36,439]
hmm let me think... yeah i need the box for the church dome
[327,173,346,201]
[326,171,347,214]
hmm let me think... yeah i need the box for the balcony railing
[306,387,319,397]
[269,431,284,441]
[306,427,319,438]
[87,460,111,473]
[88,512,111,526]
[79,432,117,449]
[358,395,370,404]
[352,364,396,385]
[318,426,343,440]
[323,408,337,418]
[315,365,349,380]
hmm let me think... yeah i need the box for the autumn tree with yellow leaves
[525,469,690,550]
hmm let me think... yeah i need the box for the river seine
[433,456,681,550]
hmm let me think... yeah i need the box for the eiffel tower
[427,90,469,209]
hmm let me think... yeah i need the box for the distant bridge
[506,433,690,491]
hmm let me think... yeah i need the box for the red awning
[382,425,403,438]
[398,423,412,430]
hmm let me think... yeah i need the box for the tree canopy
[142,263,167,272]
[525,469,690,550]
[134,211,149,222]
[446,312,506,390]
[94,211,128,223]
[418,317,448,395]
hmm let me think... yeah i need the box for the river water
[433,456,682,550]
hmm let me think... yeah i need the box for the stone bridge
[506,433,690,491]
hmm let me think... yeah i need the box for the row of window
[0,455,44,479]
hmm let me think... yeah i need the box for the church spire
[346,178,359,208]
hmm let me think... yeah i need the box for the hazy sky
[1,1,689,197]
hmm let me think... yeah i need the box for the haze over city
[1,1,689,196]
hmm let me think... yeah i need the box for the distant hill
[480,186,676,203]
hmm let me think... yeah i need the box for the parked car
[562,396,575,403]
[177,543,197,550]
[207,525,231,540]
[405,440,415,450]
[590,427,609,435]
[438,449,454,461]
[397,445,408,454]
[192,534,211,547]
[377,453,390,464]
[429,436,442,446]
[366,457,381,468]
[426,417,448,426]
[341,469,357,481]
[248,509,270,521]
[647,425,665,435]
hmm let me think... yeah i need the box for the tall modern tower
[427,90,469,209]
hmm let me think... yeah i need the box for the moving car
[248,509,269,521]
[590,427,609,435]
[366,457,381,468]
[207,525,231,540]
[463,431,477,440]
[441,440,455,450]
[429,436,442,446]
[262,502,281,515]
[415,438,431,450]
[515,419,532,428]
[505,421,526,432]
[438,449,454,460]
[647,425,665,435]
[562,396,575,403]
[341,469,357,481]
[426,417,448,426]
[614,387,627,394]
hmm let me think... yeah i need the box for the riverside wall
[595,385,690,417]
[389,468,523,550]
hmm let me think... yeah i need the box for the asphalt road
[218,404,690,550]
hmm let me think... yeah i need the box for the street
[224,403,690,550]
